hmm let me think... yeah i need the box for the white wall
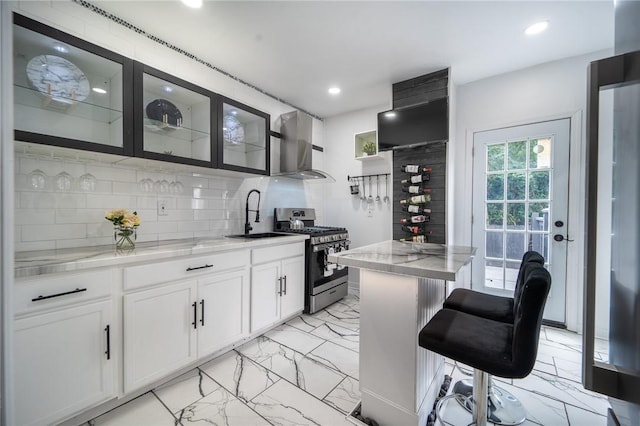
[323,105,393,249]
[8,0,327,250]
[453,49,612,332]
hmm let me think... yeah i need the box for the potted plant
[362,141,376,156]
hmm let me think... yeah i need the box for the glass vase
[114,226,136,249]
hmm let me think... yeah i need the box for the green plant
[362,141,376,155]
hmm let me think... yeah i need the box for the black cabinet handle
[192,301,198,329]
[32,287,87,302]
[200,300,205,326]
[277,276,283,296]
[105,325,111,360]
[283,275,287,295]
[186,264,213,272]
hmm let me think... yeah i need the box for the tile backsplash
[14,149,320,252]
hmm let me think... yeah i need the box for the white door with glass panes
[472,119,570,324]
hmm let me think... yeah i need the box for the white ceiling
[91,0,614,119]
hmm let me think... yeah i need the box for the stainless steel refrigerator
[584,2,640,425]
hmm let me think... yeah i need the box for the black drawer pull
[186,264,213,272]
[105,325,111,360]
[283,275,287,295]
[32,287,87,302]
[192,301,198,329]
[200,299,205,326]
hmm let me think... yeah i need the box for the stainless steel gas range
[274,208,349,313]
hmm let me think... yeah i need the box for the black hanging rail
[347,173,390,181]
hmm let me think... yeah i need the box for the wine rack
[393,141,446,243]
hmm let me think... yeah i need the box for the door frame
[463,110,584,332]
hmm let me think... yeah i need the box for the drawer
[14,268,114,316]
[124,250,249,291]
[252,242,305,265]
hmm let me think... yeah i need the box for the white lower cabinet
[14,300,114,426]
[251,243,305,332]
[123,254,250,392]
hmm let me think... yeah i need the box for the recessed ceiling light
[384,111,397,118]
[230,110,238,115]
[181,0,203,8]
[53,44,68,53]
[92,87,107,94]
[163,85,173,93]
[525,20,549,36]
[328,87,341,95]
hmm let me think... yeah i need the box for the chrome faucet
[245,189,261,235]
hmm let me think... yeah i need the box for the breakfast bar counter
[328,241,475,426]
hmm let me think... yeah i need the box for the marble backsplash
[14,149,321,252]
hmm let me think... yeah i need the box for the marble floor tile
[533,359,557,375]
[537,339,583,364]
[512,370,610,415]
[153,368,219,414]
[248,378,352,426]
[91,393,176,426]
[177,386,270,426]
[326,299,360,317]
[554,357,583,383]
[565,403,608,425]
[323,376,361,414]
[310,309,360,331]
[264,323,326,354]
[308,341,360,379]
[311,322,360,352]
[544,327,582,346]
[199,350,280,403]
[286,315,324,333]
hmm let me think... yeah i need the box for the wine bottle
[400,174,431,184]
[400,215,430,224]
[399,194,432,204]
[402,205,432,214]
[402,225,425,234]
[400,235,427,243]
[401,185,432,194]
[400,165,433,174]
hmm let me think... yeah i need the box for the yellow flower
[105,209,140,227]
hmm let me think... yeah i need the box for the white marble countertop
[15,233,308,278]
[328,240,476,281]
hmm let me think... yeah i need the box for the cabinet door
[124,280,198,392]
[14,300,114,426]
[250,262,280,332]
[197,268,249,356]
[280,256,306,319]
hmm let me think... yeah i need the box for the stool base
[453,379,526,426]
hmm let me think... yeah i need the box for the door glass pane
[487,144,505,171]
[486,203,503,229]
[143,73,211,161]
[485,259,504,289]
[508,140,527,170]
[530,138,552,169]
[530,233,549,260]
[13,24,124,148]
[486,174,504,200]
[506,232,525,261]
[506,203,526,230]
[486,231,503,258]
[529,202,550,231]
[529,171,550,199]
[507,172,525,200]
[505,261,520,291]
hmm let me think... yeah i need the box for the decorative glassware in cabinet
[219,98,269,175]
[12,14,133,156]
[135,63,214,167]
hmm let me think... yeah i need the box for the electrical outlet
[367,207,374,217]
[158,200,168,216]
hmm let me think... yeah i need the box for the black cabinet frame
[12,13,134,157]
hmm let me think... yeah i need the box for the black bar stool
[419,262,551,426]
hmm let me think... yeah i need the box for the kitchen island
[328,241,475,426]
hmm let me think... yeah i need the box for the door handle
[192,301,198,329]
[200,299,205,326]
[277,276,283,296]
[553,234,574,242]
[283,275,287,295]
[104,325,111,360]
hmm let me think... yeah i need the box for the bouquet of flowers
[105,209,140,248]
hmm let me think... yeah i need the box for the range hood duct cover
[276,111,333,181]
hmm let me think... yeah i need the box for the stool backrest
[511,262,551,378]
[513,251,545,317]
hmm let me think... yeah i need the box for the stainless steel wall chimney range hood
[275,111,334,180]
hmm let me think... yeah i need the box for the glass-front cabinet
[13,14,133,156]
[218,97,270,175]
[134,63,216,168]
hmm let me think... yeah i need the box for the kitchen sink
[225,232,289,239]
